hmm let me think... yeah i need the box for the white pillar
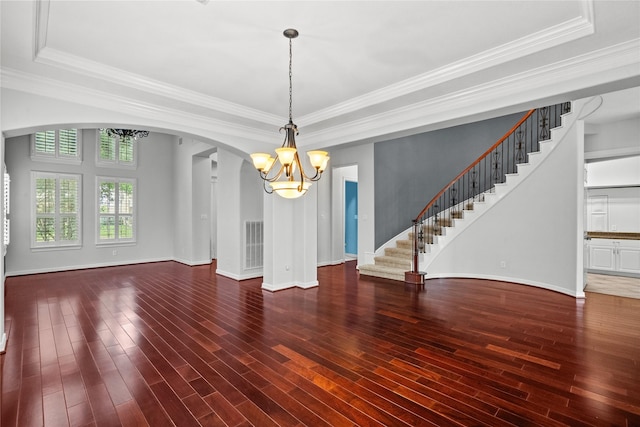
[262,184,318,291]
[216,148,244,279]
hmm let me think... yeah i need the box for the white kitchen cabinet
[588,238,640,275]
[619,244,640,273]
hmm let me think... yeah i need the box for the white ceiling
[1,0,639,152]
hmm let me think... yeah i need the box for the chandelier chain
[288,36,293,123]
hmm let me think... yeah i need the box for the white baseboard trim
[214,269,240,280]
[173,257,212,267]
[215,269,263,281]
[5,257,174,277]
[261,279,319,292]
[425,272,585,298]
[297,280,319,289]
[261,281,296,292]
[216,268,262,281]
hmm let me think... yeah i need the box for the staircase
[359,218,454,281]
[359,102,571,283]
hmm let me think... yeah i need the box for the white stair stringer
[423,104,591,300]
[359,107,578,285]
[420,122,571,273]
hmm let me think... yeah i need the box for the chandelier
[104,128,149,140]
[251,29,329,199]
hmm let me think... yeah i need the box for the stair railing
[405,102,571,284]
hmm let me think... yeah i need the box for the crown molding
[34,0,50,59]
[33,0,594,130]
[33,1,280,128]
[300,38,640,149]
[298,4,595,126]
[14,0,637,152]
[0,67,275,145]
[5,36,638,152]
[33,47,283,128]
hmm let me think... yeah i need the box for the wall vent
[244,221,263,269]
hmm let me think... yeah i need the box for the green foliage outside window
[35,217,55,242]
[34,129,78,158]
[58,129,78,156]
[99,130,135,165]
[33,173,80,246]
[34,130,56,154]
[98,178,135,241]
[119,137,134,162]
[99,130,116,161]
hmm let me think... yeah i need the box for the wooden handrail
[412,109,535,222]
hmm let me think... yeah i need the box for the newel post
[405,219,425,285]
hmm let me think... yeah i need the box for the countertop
[586,232,640,240]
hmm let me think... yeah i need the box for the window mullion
[114,182,119,239]
[55,176,60,243]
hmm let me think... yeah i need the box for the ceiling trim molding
[585,147,640,160]
[299,38,640,149]
[33,0,281,128]
[33,47,283,128]
[34,0,50,59]
[5,37,638,151]
[300,3,594,125]
[32,0,594,130]
[0,67,276,145]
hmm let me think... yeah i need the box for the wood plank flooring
[2,260,639,426]
[586,273,640,299]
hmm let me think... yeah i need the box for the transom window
[31,129,82,164]
[97,177,136,244]
[31,172,82,248]
[97,129,137,168]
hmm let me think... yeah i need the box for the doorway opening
[345,180,358,258]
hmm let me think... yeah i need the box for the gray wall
[5,130,175,275]
[374,112,525,248]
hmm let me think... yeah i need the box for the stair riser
[374,258,411,269]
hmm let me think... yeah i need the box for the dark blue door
[345,180,358,255]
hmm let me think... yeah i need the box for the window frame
[30,129,82,165]
[31,171,82,249]
[96,129,138,169]
[96,176,137,246]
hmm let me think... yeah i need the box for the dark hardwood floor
[2,260,639,426]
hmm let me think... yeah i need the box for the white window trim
[96,130,138,169]
[96,176,137,246]
[31,171,82,250]
[30,129,82,165]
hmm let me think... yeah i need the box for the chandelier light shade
[251,29,329,199]
[104,128,150,140]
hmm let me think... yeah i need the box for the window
[97,129,137,168]
[31,129,82,164]
[31,172,81,248]
[97,177,136,244]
